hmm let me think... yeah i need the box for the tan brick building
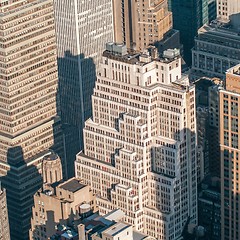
[0,187,10,240]
[220,65,240,240]
[0,0,62,239]
[113,0,172,51]
[29,178,97,240]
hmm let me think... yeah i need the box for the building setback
[0,0,63,239]
[75,43,198,239]
[0,186,10,240]
[219,65,240,240]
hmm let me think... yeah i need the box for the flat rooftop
[59,178,86,193]
[103,222,130,236]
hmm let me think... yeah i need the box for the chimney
[78,224,85,240]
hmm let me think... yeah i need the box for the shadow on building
[0,146,43,240]
[57,51,96,178]
[149,127,198,239]
[30,210,75,240]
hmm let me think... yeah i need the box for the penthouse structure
[0,0,62,239]
[220,64,240,240]
[75,43,198,239]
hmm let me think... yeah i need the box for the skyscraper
[220,64,240,240]
[53,0,114,150]
[169,0,209,65]
[113,0,174,51]
[0,0,62,239]
[0,186,10,240]
[75,44,198,239]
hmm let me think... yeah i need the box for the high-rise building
[53,0,114,170]
[113,0,174,51]
[219,64,240,240]
[0,0,62,239]
[169,0,209,65]
[0,186,10,240]
[75,43,198,239]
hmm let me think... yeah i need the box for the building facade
[113,0,174,51]
[0,187,10,240]
[53,0,114,168]
[29,177,97,240]
[75,44,198,239]
[191,22,240,80]
[208,0,217,23]
[0,0,62,239]
[169,0,209,65]
[220,64,240,240]
[217,0,240,27]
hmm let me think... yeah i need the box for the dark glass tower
[168,0,208,66]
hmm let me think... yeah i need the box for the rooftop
[103,222,130,236]
[198,21,240,42]
[58,178,86,193]
[103,43,180,66]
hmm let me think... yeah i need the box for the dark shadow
[154,29,182,55]
[0,146,43,240]
[208,0,216,23]
[198,177,221,240]
[169,0,208,66]
[194,78,221,178]
[229,12,240,30]
[57,51,96,178]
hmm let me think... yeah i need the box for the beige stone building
[217,0,240,26]
[113,0,173,51]
[220,64,240,240]
[75,44,198,239]
[0,187,10,240]
[0,0,62,239]
[29,178,97,240]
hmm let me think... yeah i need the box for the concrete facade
[75,44,198,240]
